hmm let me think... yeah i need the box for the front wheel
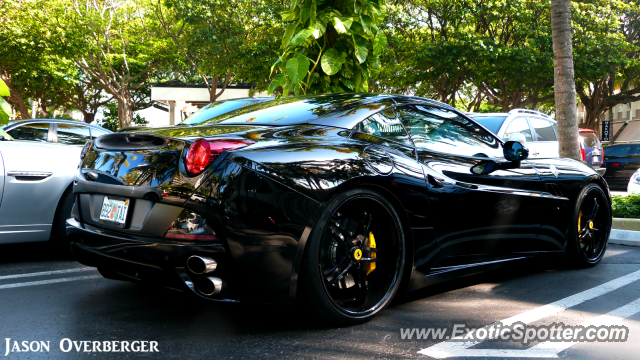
[299,188,405,324]
[566,183,611,267]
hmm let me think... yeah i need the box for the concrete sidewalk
[610,218,640,247]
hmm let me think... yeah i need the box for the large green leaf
[282,23,298,48]
[0,79,9,97]
[331,16,350,34]
[286,56,310,84]
[373,33,387,56]
[353,35,368,64]
[0,98,11,126]
[288,29,315,47]
[321,48,345,75]
[268,73,286,95]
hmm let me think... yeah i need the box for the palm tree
[551,0,581,160]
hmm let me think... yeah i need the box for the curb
[609,230,640,247]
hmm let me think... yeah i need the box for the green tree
[34,0,172,128]
[155,0,284,100]
[268,0,388,96]
[573,0,640,132]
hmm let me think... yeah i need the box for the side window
[396,105,502,158]
[630,145,640,159]
[353,108,413,147]
[530,118,557,141]
[57,124,92,145]
[90,129,109,139]
[503,118,533,142]
[604,145,631,160]
[6,123,49,142]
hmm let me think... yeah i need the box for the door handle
[427,174,444,188]
[7,171,52,181]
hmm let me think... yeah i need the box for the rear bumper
[66,218,234,301]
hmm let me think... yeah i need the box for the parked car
[627,169,640,193]
[470,110,605,172]
[3,118,111,144]
[603,143,640,190]
[579,129,604,169]
[469,109,559,158]
[0,119,111,247]
[68,94,611,324]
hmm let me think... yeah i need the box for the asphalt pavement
[1,242,640,359]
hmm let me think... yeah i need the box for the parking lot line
[419,268,640,358]
[0,267,95,281]
[0,275,102,290]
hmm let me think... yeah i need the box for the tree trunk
[551,0,581,160]
[117,92,133,129]
[83,112,95,124]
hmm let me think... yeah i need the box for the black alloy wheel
[300,188,405,324]
[567,183,611,267]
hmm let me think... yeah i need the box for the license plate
[99,196,130,225]
[593,156,599,162]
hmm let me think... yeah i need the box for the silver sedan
[0,119,111,248]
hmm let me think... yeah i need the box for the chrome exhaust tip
[196,277,224,296]
[187,255,217,275]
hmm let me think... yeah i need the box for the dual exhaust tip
[187,255,223,296]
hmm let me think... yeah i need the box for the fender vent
[94,133,167,151]
[546,183,564,198]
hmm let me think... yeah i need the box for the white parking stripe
[419,268,640,358]
[0,267,95,281]
[0,275,102,290]
[531,296,640,353]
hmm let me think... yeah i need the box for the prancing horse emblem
[550,165,559,178]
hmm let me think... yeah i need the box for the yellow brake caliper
[366,232,376,275]
[578,211,583,241]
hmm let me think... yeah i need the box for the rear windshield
[468,116,507,135]
[181,99,271,125]
[580,132,601,148]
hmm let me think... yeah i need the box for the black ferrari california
[67,94,612,324]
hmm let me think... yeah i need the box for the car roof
[193,93,457,129]
[4,118,111,132]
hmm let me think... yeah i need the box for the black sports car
[67,94,612,324]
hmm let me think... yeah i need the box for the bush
[611,194,640,218]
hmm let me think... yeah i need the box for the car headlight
[632,173,640,185]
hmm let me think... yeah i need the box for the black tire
[566,183,611,267]
[51,187,75,252]
[299,188,405,325]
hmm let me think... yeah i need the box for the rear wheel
[566,184,611,267]
[299,188,405,324]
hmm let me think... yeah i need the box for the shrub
[611,193,640,218]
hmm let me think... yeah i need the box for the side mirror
[507,133,527,143]
[503,141,529,162]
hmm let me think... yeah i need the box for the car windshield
[580,132,601,148]
[181,99,271,126]
[468,116,507,135]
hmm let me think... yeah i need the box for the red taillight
[207,139,255,158]
[613,163,620,167]
[186,138,254,175]
[601,148,604,159]
[185,138,211,175]
[581,148,586,161]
